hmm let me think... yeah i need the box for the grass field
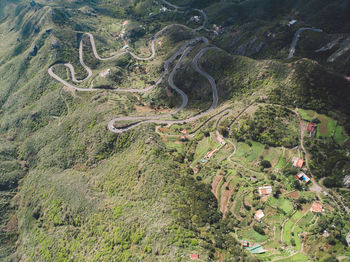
[298,212,314,228]
[235,143,251,158]
[256,252,289,261]
[280,200,294,214]
[283,220,293,245]
[298,109,316,121]
[193,136,212,160]
[290,211,303,222]
[246,142,265,162]
[238,228,269,243]
[269,198,294,214]
[164,136,184,153]
[275,252,309,262]
[233,192,242,216]
[334,125,348,145]
[275,153,287,169]
[317,115,337,138]
[293,226,303,251]
[264,147,281,167]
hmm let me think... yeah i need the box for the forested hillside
[0,0,349,261]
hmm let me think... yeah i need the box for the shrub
[260,160,271,168]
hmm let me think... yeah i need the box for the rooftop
[190,254,199,260]
[292,157,304,168]
[310,202,323,213]
[255,209,265,220]
[258,186,273,196]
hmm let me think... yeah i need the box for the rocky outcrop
[327,36,350,62]
[344,175,350,188]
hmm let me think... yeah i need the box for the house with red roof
[190,254,199,260]
[310,202,323,213]
[255,209,265,221]
[292,157,304,168]
[307,122,317,137]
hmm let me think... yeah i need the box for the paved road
[48,27,204,90]
[288,27,323,59]
[48,1,220,134]
[161,0,207,31]
[108,46,222,133]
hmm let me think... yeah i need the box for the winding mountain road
[108,46,222,133]
[288,27,323,59]
[48,0,223,134]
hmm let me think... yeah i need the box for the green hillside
[0,0,349,261]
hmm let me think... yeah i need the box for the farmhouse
[181,129,187,134]
[190,254,199,260]
[307,122,317,137]
[292,157,304,168]
[296,171,310,183]
[255,209,265,221]
[310,202,323,213]
[258,186,273,196]
[206,148,219,159]
[288,19,297,26]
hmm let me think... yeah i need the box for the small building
[250,176,258,182]
[323,230,330,238]
[206,148,219,159]
[242,240,251,247]
[307,122,317,137]
[255,209,265,221]
[180,135,187,141]
[345,76,350,82]
[190,254,199,260]
[296,171,310,183]
[310,202,323,213]
[288,20,297,26]
[292,157,304,168]
[181,129,187,134]
[258,186,273,196]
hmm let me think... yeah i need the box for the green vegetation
[231,105,299,147]
[238,228,268,243]
[283,220,294,245]
[0,0,349,260]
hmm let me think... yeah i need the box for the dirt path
[220,179,234,217]
[211,174,223,199]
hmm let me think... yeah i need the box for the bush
[253,225,265,235]
[260,160,271,168]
